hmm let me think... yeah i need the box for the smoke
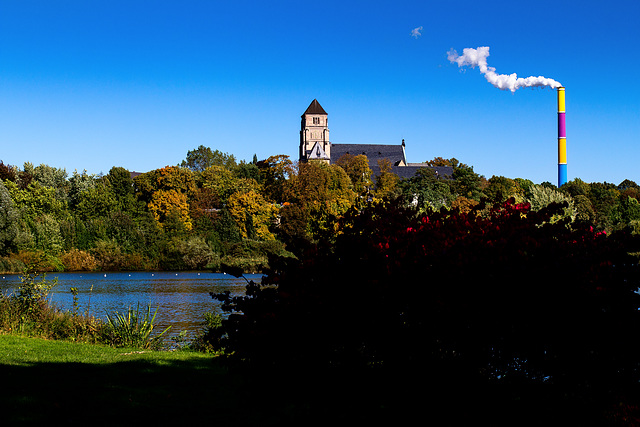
[411,26,423,39]
[447,46,562,92]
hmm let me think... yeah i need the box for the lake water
[0,271,262,342]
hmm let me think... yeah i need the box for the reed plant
[104,303,171,349]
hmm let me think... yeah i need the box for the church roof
[330,143,406,168]
[388,165,453,180]
[330,143,453,179]
[303,99,327,116]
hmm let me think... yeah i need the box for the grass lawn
[1,334,626,426]
[0,335,251,425]
[0,334,423,426]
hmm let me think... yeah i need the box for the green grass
[0,334,619,426]
[0,335,254,425]
[1,335,411,426]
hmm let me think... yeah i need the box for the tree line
[2,146,640,273]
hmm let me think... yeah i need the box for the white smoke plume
[447,46,562,92]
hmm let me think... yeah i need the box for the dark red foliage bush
[212,199,640,389]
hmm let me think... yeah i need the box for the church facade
[299,99,451,179]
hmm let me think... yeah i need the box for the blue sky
[1,0,639,185]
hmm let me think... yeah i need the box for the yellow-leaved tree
[148,189,192,231]
[227,190,278,240]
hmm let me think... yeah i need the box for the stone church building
[299,99,451,179]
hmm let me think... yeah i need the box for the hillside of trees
[2,146,640,274]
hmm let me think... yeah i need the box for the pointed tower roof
[303,99,327,116]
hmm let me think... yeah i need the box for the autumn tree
[133,166,196,231]
[227,190,278,240]
[148,189,192,231]
[134,166,197,203]
[373,159,400,201]
[284,161,356,239]
[210,197,640,408]
[0,161,18,182]
[334,154,373,197]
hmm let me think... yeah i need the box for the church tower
[300,99,330,162]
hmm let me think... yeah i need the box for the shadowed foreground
[0,337,622,426]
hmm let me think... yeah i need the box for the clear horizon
[1,0,639,185]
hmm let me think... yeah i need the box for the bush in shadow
[208,199,640,401]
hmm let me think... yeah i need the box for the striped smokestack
[558,87,567,187]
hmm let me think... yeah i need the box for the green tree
[573,194,596,224]
[514,178,535,200]
[484,176,524,204]
[234,162,262,183]
[424,157,485,200]
[181,145,237,172]
[32,214,64,254]
[526,184,576,223]
[5,181,68,221]
[213,208,242,244]
[611,195,640,228]
[74,183,117,221]
[257,155,294,204]
[175,236,215,269]
[560,178,590,199]
[68,170,97,207]
[588,182,620,231]
[0,181,19,255]
[399,168,454,212]
[26,162,69,203]
[105,167,137,213]
[201,165,240,205]
[451,162,485,200]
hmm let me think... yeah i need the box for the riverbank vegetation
[0,268,172,349]
[3,148,640,274]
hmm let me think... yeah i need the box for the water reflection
[0,271,260,341]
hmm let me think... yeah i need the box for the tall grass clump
[0,270,58,336]
[0,270,103,342]
[103,303,171,349]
